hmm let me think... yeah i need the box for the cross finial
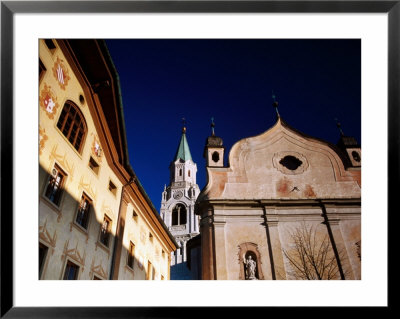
[182,117,186,133]
[211,117,215,136]
[334,118,344,136]
[272,90,280,118]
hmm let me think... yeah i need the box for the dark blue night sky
[105,39,361,210]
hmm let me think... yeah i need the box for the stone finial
[334,118,345,136]
[182,117,186,133]
[211,117,215,136]
[272,90,280,118]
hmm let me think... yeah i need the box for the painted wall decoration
[101,201,114,220]
[91,133,103,161]
[140,227,147,243]
[39,83,59,119]
[49,144,75,182]
[39,219,57,248]
[155,248,160,262]
[52,56,71,90]
[39,126,48,155]
[62,239,86,268]
[90,257,108,280]
[78,175,97,202]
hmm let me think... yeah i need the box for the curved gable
[202,118,361,200]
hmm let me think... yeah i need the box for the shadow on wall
[170,262,193,280]
[38,163,153,280]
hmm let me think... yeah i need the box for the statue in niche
[244,255,258,280]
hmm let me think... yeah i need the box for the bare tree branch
[282,222,347,280]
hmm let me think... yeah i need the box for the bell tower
[160,121,200,279]
[335,118,361,168]
[204,117,225,168]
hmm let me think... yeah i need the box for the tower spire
[174,119,192,161]
[272,90,280,118]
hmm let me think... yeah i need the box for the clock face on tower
[173,191,183,200]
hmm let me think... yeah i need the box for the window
[99,215,112,247]
[188,170,191,177]
[44,164,66,206]
[57,101,87,153]
[127,242,135,269]
[108,180,117,196]
[212,151,220,163]
[132,210,138,221]
[63,260,79,280]
[179,169,182,176]
[88,157,99,175]
[147,261,154,280]
[352,151,361,162]
[79,94,85,104]
[75,194,91,230]
[149,233,153,242]
[279,155,303,171]
[172,204,187,226]
[93,276,101,280]
[39,59,46,83]
[39,243,48,278]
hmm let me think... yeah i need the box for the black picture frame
[1,0,395,317]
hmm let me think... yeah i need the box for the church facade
[195,116,361,280]
[160,126,201,279]
[39,39,177,280]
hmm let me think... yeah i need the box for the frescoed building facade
[39,39,177,280]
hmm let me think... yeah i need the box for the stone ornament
[244,255,257,280]
[171,225,185,231]
[173,190,183,200]
[273,151,309,175]
[238,242,264,280]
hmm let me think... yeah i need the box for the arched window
[171,204,187,226]
[57,100,87,152]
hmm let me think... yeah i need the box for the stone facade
[39,39,176,280]
[160,127,201,279]
[196,117,361,280]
